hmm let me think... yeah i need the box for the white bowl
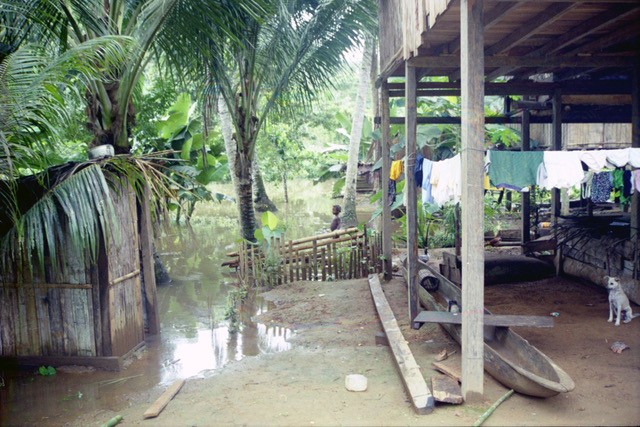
[88,144,115,159]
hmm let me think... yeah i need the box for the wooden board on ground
[143,379,185,419]
[431,375,463,404]
[432,361,462,383]
[368,274,435,414]
[414,311,554,328]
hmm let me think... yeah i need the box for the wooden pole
[521,109,531,247]
[460,0,485,400]
[631,62,639,279]
[312,239,318,280]
[381,83,393,280]
[405,62,419,328]
[551,89,562,222]
[551,89,563,276]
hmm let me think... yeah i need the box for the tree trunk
[86,82,135,153]
[282,170,289,204]
[253,158,277,212]
[218,96,249,238]
[342,37,373,228]
[236,147,257,242]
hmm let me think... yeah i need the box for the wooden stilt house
[376,0,640,400]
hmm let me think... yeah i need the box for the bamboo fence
[229,227,383,287]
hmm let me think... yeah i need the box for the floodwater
[0,180,371,426]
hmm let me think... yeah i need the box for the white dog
[606,276,639,326]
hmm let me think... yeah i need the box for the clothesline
[389,148,640,207]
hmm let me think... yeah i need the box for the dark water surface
[0,181,344,426]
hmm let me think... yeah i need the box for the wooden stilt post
[521,109,531,248]
[406,62,419,328]
[551,89,562,222]
[460,0,485,401]
[631,62,639,278]
[381,83,393,280]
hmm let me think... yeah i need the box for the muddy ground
[67,252,639,427]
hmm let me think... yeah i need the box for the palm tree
[206,0,376,242]
[341,36,373,228]
[3,0,264,153]
[0,34,139,275]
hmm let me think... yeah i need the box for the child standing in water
[330,205,342,231]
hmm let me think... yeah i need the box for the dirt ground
[70,253,640,427]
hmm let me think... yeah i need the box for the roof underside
[384,0,640,85]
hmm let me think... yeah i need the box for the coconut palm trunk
[236,149,257,242]
[253,158,277,212]
[342,37,373,228]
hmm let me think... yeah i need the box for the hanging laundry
[607,148,631,168]
[591,171,612,203]
[580,150,609,172]
[430,154,461,206]
[605,148,640,168]
[422,158,434,205]
[390,160,403,181]
[623,170,632,199]
[611,169,632,205]
[487,150,543,191]
[633,170,640,194]
[415,153,424,188]
[539,151,584,189]
[631,148,640,168]
[581,171,594,200]
[388,179,396,206]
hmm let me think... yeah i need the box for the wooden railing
[227,227,384,287]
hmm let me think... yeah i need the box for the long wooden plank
[414,311,554,328]
[368,274,434,414]
[143,379,186,419]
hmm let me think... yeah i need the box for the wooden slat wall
[0,180,146,360]
[379,0,403,71]
[106,184,144,357]
[507,123,632,150]
[0,219,97,357]
[402,0,452,60]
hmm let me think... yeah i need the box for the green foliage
[251,211,287,288]
[38,366,56,376]
[254,211,285,247]
[153,93,231,223]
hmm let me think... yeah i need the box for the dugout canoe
[411,261,575,398]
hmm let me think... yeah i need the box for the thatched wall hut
[0,165,158,370]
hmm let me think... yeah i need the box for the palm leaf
[0,164,117,277]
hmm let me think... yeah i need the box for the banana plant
[154,93,232,223]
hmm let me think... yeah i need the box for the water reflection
[0,180,344,425]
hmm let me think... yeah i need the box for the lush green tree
[0,34,142,274]
[3,0,264,153]
[205,0,376,242]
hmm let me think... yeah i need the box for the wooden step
[414,311,554,328]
